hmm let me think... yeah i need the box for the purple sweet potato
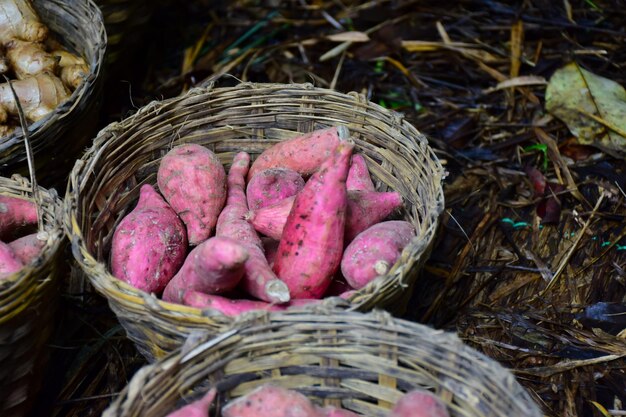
[346,154,375,191]
[273,142,353,299]
[165,388,217,417]
[340,221,415,289]
[183,291,283,316]
[247,126,350,181]
[162,236,249,303]
[216,152,290,303]
[0,241,23,278]
[8,232,46,264]
[387,389,450,417]
[110,184,187,294]
[0,195,38,240]
[157,144,227,245]
[246,168,305,210]
[222,385,320,417]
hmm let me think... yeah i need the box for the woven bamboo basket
[0,174,65,417]
[102,308,542,417]
[0,0,106,190]
[65,80,446,361]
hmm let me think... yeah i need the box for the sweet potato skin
[183,291,283,316]
[0,195,38,241]
[157,144,227,245]
[162,236,249,303]
[8,232,46,264]
[246,168,305,210]
[0,241,23,277]
[247,126,349,181]
[273,142,353,299]
[165,388,216,417]
[346,154,375,191]
[110,184,187,294]
[222,385,320,417]
[388,390,450,417]
[340,221,415,289]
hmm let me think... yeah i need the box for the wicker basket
[65,80,446,361]
[0,0,106,190]
[0,174,65,417]
[102,308,541,417]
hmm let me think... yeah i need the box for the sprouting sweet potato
[246,190,402,242]
[165,388,217,417]
[346,154,375,191]
[340,221,415,289]
[261,237,279,267]
[318,406,361,417]
[247,126,350,181]
[222,385,320,417]
[273,142,353,299]
[246,167,305,210]
[110,184,187,294]
[162,236,249,303]
[183,291,283,316]
[0,194,37,241]
[216,152,290,303]
[157,144,227,245]
[387,389,450,417]
[8,231,46,264]
[0,240,23,278]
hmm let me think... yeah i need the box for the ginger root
[0,72,69,122]
[0,0,47,43]
[6,39,55,79]
[52,50,88,90]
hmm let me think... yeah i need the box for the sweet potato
[162,236,249,303]
[110,184,187,294]
[222,385,320,417]
[157,144,227,245]
[387,389,450,417]
[246,190,402,242]
[183,291,283,316]
[8,231,46,264]
[165,388,217,417]
[216,152,290,303]
[273,142,353,299]
[318,406,361,417]
[0,241,23,277]
[246,168,305,210]
[340,221,415,289]
[346,154,375,191]
[247,126,350,181]
[0,194,37,240]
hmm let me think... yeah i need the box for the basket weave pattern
[0,175,65,417]
[102,308,542,417]
[66,81,445,361]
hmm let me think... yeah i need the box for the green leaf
[545,62,626,157]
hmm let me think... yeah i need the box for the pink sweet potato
[162,236,249,303]
[340,221,415,289]
[0,195,38,240]
[222,385,320,417]
[165,388,217,417]
[247,126,350,181]
[318,406,361,417]
[246,168,305,210]
[183,291,283,316]
[387,389,450,417]
[246,190,402,242]
[273,142,353,299]
[346,154,375,191]
[8,232,46,264]
[0,241,23,277]
[110,184,187,294]
[157,144,227,245]
[216,152,290,303]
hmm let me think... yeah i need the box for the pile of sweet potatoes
[109,126,416,316]
[165,384,450,417]
[0,195,46,279]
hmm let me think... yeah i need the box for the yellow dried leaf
[545,62,626,157]
[326,31,370,42]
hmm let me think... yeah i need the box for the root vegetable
[340,221,415,289]
[158,144,227,246]
[162,236,249,303]
[0,0,48,43]
[52,49,88,90]
[5,39,56,79]
[246,167,304,210]
[8,231,45,264]
[216,152,290,303]
[182,291,283,316]
[222,385,320,417]
[0,123,15,137]
[248,125,350,181]
[273,142,353,299]
[165,388,216,417]
[0,240,23,277]
[388,389,450,417]
[0,194,37,240]
[346,154,375,191]
[110,184,187,294]
[0,72,69,122]
[319,406,361,417]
